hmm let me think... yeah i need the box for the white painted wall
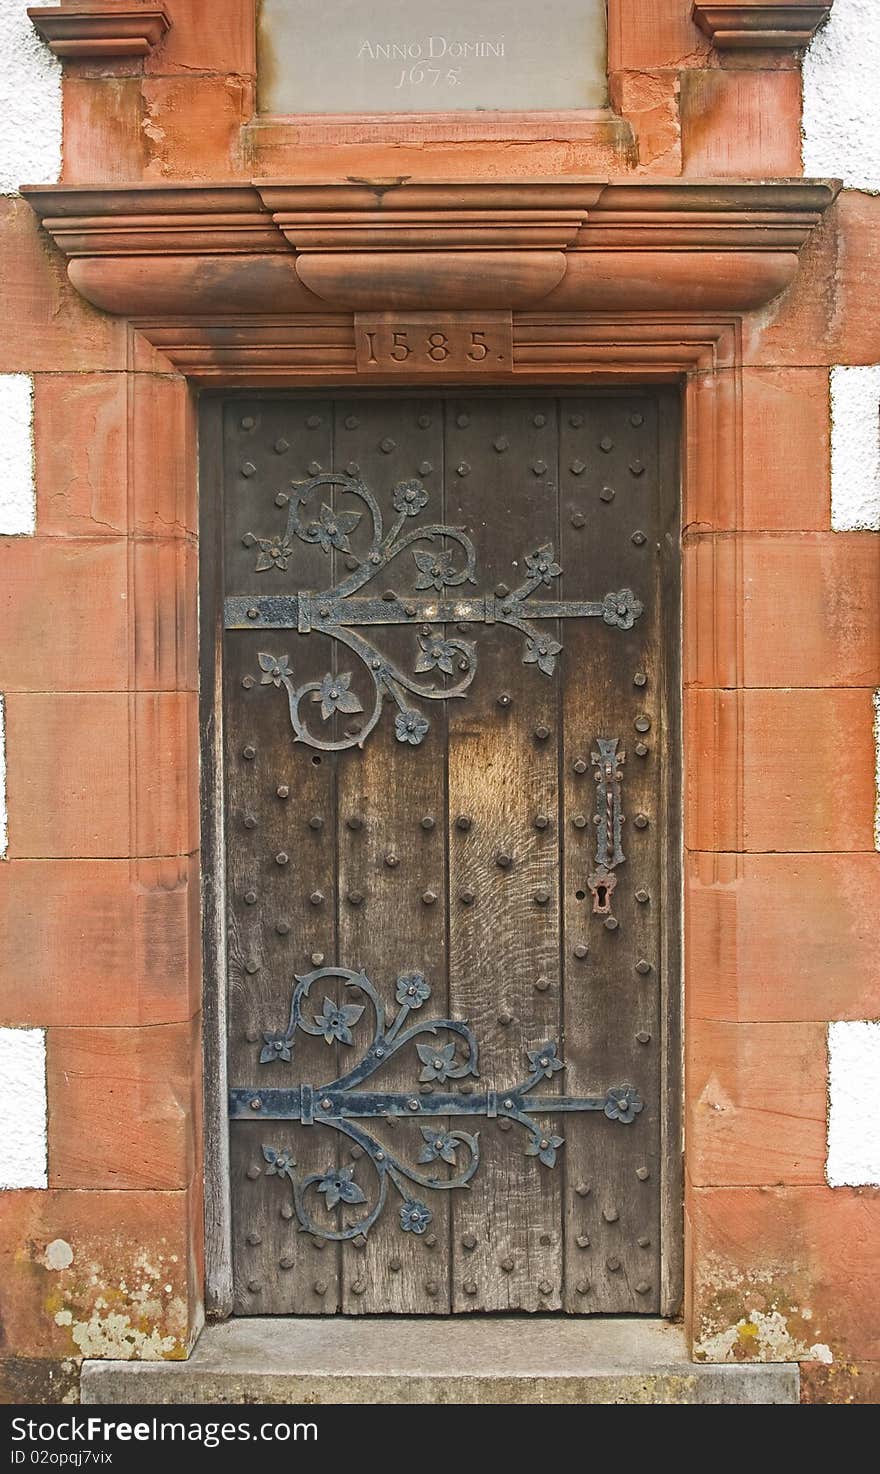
[830,365,880,532]
[0,372,36,536]
[827,1021,880,1186]
[0,1028,48,1189]
[803,0,880,191]
[0,1,62,196]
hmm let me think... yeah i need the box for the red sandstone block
[129,332,180,378]
[47,1018,200,1190]
[609,70,682,175]
[739,368,831,531]
[687,1019,827,1186]
[682,535,739,690]
[688,1185,880,1362]
[34,372,196,541]
[801,1361,880,1403]
[0,538,128,692]
[744,193,880,369]
[681,69,802,177]
[132,538,198,693]
[743,534,880,688]
[131,691,200,857]
[249,134,632,182]
[131,375,197,539]
[62,76,147,183]
[609,0,712,70]
[684,533,880,689]
[0,199,124,373]
[834,191,880,365]
[4,692,198,858]
[686,852,880,1022]
[139,75,251,179]
[691,362,830,547]
[0,856,200,1027]
[33,374,128,536]
[4,694,131,857]
[147,0,256,77]
[0,1188,199,1360]
[683,360,741,531]
[685,688,877,852]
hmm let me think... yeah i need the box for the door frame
[199,383,683,1320]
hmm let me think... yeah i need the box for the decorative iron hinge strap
[225,593,617,630]
[229,1086,619,1120]
[232,964,644,1242]
[226,471,644,751]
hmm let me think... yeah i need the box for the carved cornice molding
[28,4,170,59]
[23,178,838,381]
[691,2,833,48]
[23,177,839,337]
[258,182,606,310]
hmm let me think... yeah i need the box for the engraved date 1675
[395,65,461,88]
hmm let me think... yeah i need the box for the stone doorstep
[80,1318,799,1405]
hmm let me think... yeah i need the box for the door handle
[587,737,625,916]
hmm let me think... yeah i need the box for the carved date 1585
[355,312,513,374]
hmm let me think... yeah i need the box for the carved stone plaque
[258,0,608,115]
[355,314,513,374]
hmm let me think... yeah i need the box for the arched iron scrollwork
[229,967,644,1241]
[225,472,644,752]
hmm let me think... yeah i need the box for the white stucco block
[0,372,36,534]
[830,365,880,531]
[827,1021,880,1187]
[0,693,6,859]
[0,1,62,196]
[0,1028,48,1189]
[803,0,880,192]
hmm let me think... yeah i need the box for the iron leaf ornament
[226,472,645,752]
[230,966,644,1242]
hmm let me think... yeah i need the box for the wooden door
[208,391,680,1316]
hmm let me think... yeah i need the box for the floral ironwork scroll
[225,472,644,752]
[229,966,643,1241]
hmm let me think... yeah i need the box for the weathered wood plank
[559,395,663,1312]
[225,400,341,1314]
[333,398,452,1314]
[446,396,563,1313]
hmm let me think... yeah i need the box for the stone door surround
[23,172,838,1323]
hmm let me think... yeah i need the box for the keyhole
[588,870,616,916]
